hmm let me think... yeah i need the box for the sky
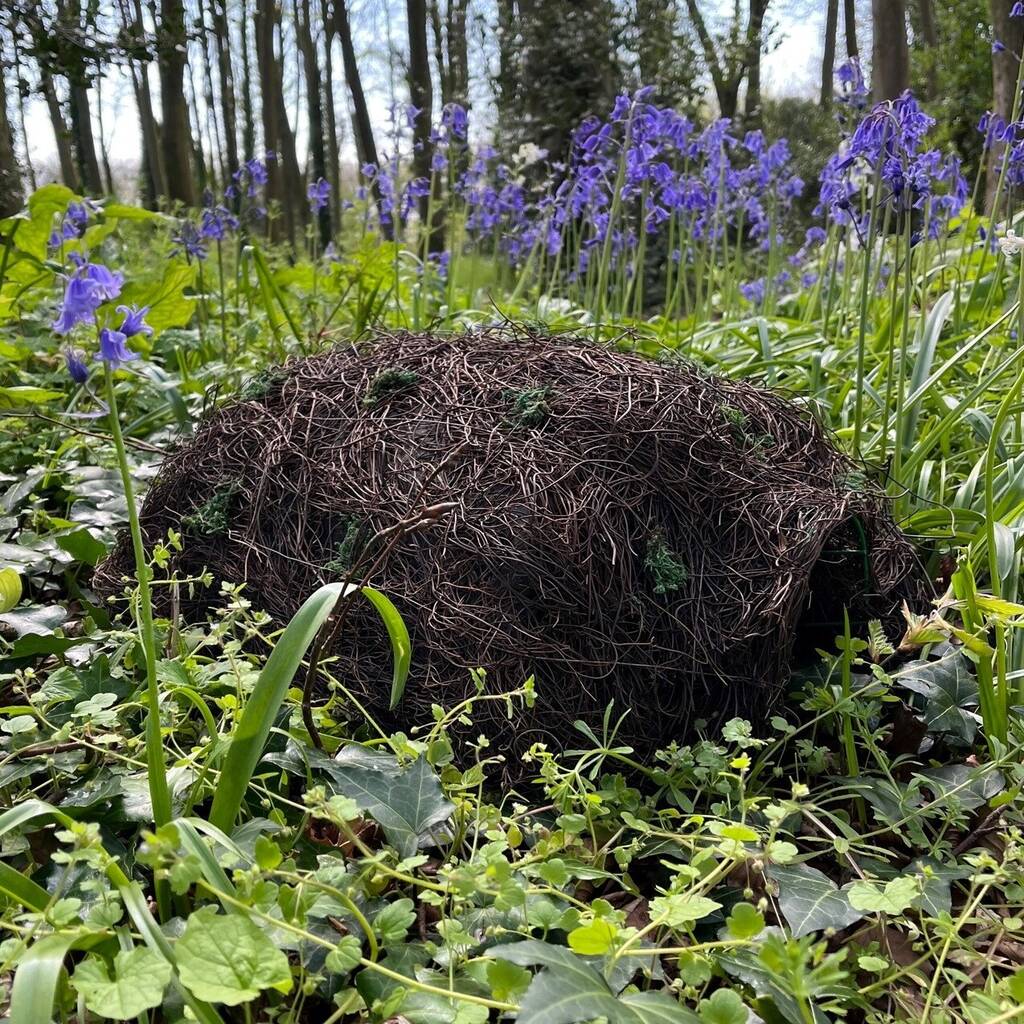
[15,3,827,185]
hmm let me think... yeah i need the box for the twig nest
[96,329,929,763]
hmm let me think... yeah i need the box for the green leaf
[324,936,363,975]
[208,582,352,832]
[567,918,617,955]
[112,258,197,337]
[486,959,532,1002]
[0,566,21,613]
[324,750,454,858]
[375,897,417,945]
[71,947,172,1019]
[493,941,698,1024]
[360,584,411,708]
[0,386,65,408]
[9,931,82,1024]
[895,656,979,742]
[209,581,407,833]
[725,902,764,939]
[697,988,748,1024]
[55,528,108,567]
[649,893,721,928]
[847,876,919,915]
[18,184,76,259]
[767,863,864,938]
[176,907,293,1005]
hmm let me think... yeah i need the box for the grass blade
[9,931,81,1024]
[361,584,412,708]
[208,581,351,832]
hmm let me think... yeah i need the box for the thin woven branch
[96,328,930,761]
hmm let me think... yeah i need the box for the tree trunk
[211,0,239,181]
[200,2,227,188]
[449,0,469,107]
[121,0,168,203]
[320,0,342,230]
[255,0,284,237]
[743,0,768,126]
[11,33,37,192]
[94,75,116,194]
[989,0,1024,206]
[58,0,103,195]
[333,0,392,238]
[297,0,330,244]
[40,69,79,190]
[68,81,103,194]
[821,0,838,106]
[917,0,939,99]
[239,0,256,164]
[0,56,24,215]
[844,0,859,58]
[871,0,909,100]
[271,0,305,242]
[429,0,450,106]
[186,56,210,192]
[408,0,442,250]
[158,0,197,204]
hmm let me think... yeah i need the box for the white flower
[999,228,1024,257]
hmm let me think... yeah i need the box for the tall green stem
[103,367,172,830]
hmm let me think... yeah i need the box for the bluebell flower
[117,305,153,338]
[835,57,868,108]
[307,177,331,212]
[97,328,138,368]
[200,204,239,240]
[1013,1,1024,16]
[53,275,102,334]
[84,263,124,301]
[172,221,208,263]
[994,39,1007,53]
[64,348,90,384]
[740,278,766,305]
[442,103,468,141]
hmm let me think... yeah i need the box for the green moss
[506,386,552,427]
[722,403,773,458]
[325,519,364,575]
[239,367,284,402]
[182,482,240,537]
[644,532,689,596]
[363,367,419,406]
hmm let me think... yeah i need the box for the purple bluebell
[172,221,208,263]
[117,305,153,338]
[65,348,90,384]
[307,177,331,212]
[97,328,138,368]
[53,275,102,334]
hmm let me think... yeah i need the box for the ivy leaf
[176,907,293,1005]
[895,656,979,742]
[767,863,864,938]
[324,752,454,858]
[918,765,1005,812]
[71,947,172,1019]
[493,942,697,1024]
